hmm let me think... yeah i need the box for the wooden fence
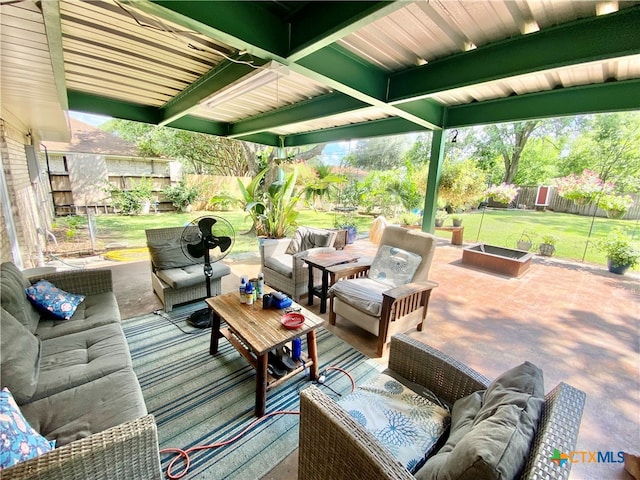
[513,186,640,220]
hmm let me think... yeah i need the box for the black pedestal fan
[180,216,235,328]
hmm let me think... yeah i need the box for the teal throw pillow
[0,388,55,469]
[25,280,85,320]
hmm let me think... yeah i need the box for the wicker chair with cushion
[299,334,586,480]
[259,227,337,301]
[328,226,438,356]
[145,227,231,312]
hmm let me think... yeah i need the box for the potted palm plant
[596,229,640,275]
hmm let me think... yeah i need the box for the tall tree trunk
[502,121,539,184]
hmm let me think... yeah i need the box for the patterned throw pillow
[25,280,85,320]
[368,245,422,288]
[0,387,55,469]
[339,374,450,473]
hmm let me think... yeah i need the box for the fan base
[187,308,211,329]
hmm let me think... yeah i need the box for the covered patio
[100,237,639,480]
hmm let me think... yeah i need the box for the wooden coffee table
[206,292,324,417]
[304,251,359,313]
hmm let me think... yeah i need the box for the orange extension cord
[159,366,356,479]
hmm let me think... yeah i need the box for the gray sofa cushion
[156,262,230,289]
[285,227,335,255]
[0,308,41,404]
[264,254,294,278]
[35,292,121,340]
[416,362,544,480]
[147,237,196,269]
[0,262,40,333]
[30,324,133,402]
[21,368,147,447]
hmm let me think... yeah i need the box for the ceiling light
[596,1,618,15]
[416,57,428,66]
[200,60,289,109]
[522,20,540,34]
[464,42,477,52]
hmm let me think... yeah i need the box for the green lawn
[88,208,637,269]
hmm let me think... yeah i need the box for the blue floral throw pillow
[0,388,55,469]
[25,280,85,320]
[338,374,450,473]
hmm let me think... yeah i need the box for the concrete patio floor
[84,237,638,480]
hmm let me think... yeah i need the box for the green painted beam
[148,0,289,57]
[422,129,446,234]
[389,6,640,102]
[283,117,427,147]
[228,93,369,137]
[165,116,229,136]
[160,59,267,125]
[67,91,162,124]
[232,132,280,146]
[393,99,445,127]
[446,79,640,128]
[288,2,402,61]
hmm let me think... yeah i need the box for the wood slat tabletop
[206,292,324,355]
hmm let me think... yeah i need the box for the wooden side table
[206,292,324,417]
[304,251,359,314]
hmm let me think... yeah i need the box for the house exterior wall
[0,118,52,268]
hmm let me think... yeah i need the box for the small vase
[452,219,462,227]
[435,219,444,227]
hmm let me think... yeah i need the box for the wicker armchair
[299,334,586,480]
[2,415,162,480]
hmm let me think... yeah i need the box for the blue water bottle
[292,337,302,361]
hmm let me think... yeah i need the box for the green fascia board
[288,1,399,60]
[67,91,162,124]
[165,115,229,136]
[161,59,267,124]
[392,99,444,128]
[229,93,369,137]
[149,0,289,57]
[284,117,427,147]
[233,131,280,146]
[296,44,388,101]
[446,80,640,128]
[389,6,640,102]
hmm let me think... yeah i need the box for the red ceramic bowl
[281,312,305,329]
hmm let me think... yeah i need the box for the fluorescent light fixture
[200,60,289,109]
[522,20,540,34]
[596,1,618,15]
[416,57,428,66]
[463,41,477,51]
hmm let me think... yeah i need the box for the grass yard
[53,208,638,271]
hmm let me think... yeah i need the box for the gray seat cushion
[156,262,231,289]
[147,237,196,269]
[20,368,147,447]
[416,362,544,480]
[35,292,121,340]
[264,254,294,278]
[0,262,40,333]
[0,308,41,404]
[330,277,388,317]
[29,324,133,402]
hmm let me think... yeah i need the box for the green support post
[422,129,446,233]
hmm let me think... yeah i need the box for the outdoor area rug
[123,302,382,480]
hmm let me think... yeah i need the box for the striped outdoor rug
[123,303,381,480]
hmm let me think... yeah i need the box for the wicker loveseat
[299,334,586,480]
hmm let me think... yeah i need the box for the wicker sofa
[299,334,586,480]
[0,262,162,479]
[145,226,231,311]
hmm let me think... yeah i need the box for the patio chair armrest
[388,334,491,405]
[1,415,162,480]
[299,385,413,480]
[520,382,586,480]
[326,261,372,283]
[35,269,113,296]
[260,238,292,259]
[382,280,438,302]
